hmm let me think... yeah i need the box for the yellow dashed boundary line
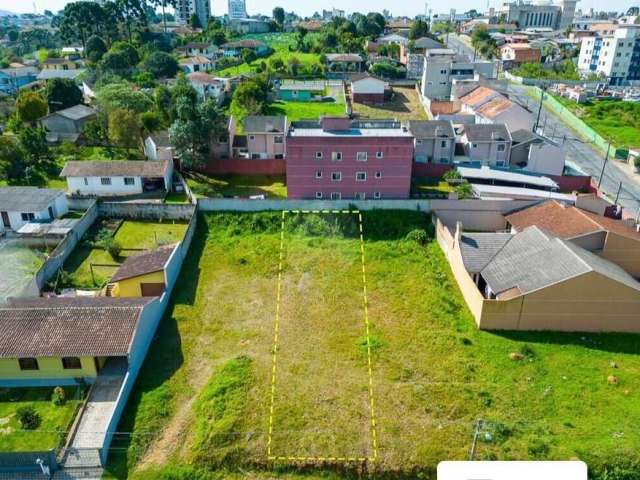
[266,209,378,464]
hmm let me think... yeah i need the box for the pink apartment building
[286,117,414,200]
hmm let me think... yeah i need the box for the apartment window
[375,171,382,179]
[18,358,39,371]
[440,157,450,164]
[440,140,448,148]
[376,151,383,159]
[315,151,323,159]
[497,144,506,152]
[415,155,426,163]
[274,135,284,144]
[315,170,323,179]
[20,213,35,222]
[330,192,341,200]
[496,160,505,167]
[331,172,342,181]
[331,151,342,161]
[62,357,82,370]
[124,177,135,186]
[440,69,447,74]
[248,135,255,140]
[356,151,368,161]
[101,177,112,186]
[355,192,366,200]
[83,177,88,186]
[356,172,366,182]
[416,139,423,145]
[373,191,381,199]
[472,143,478,148]
[315,191,323,199]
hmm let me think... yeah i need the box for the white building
[0,187,68,233]
[144,132,175,162]
[179,55,214,74]
[60,160,173,197]
[577,25,640,85]
[176,0,211,28]
[498,0,578,31]
[228,0,247,20]
[187,72,227,104]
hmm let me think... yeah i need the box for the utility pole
[614,181,623,204]
[533,86,545,133]
[597,140,612,190]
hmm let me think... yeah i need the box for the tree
[96,83,154,115]
[7,30,18,42]
[108,109,140,148]
[110,41,140,66]
[44,78,83,112]
[189,13,201,29]
[273,7,285,26]
[0,136,24,181]
[409,19,429,40]
[56,1,106,51]
[139,111,163,133]
[18,127,50,163]
[154,84,173,120]
[15,91,48,124]
[241,48,257,64]
[141,51,179,78]
[287,56,301,76]
[132,71,157,88]
[85,35,108,63]
[231,76,270,116]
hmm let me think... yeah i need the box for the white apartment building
[228,0,247,19]
[175,0,211,28]
[578,25,640,85]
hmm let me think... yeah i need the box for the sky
[0,0,637,18]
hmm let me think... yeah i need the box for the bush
[16,406,41,430]
[634,156,640,171]
[106,238,122,259]
[52,386,66,406]
[443,169,462,181]
[406,228,429,245]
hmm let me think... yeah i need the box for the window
[248,135,255,140]
[20,213,35,222]
[275,154,284,159]
[497,143,506,152]
[330,192,341,200]
[101,177,112,186]
[415,155,426,163]
[18,358,39,371]
[356,151,368,162]
[274,135,284,144]
[416,139,423,145]
[62,357,82,369]
[440,140,448,148]
[356,172,366,182]
[315,151,323,159]
[439,157,450,164]
[315,170,323,179]
[331,151,342,161]
[83,177,88,186]
[315,192,323,199]
[472,143,478,149]
[375,171,382,179]
[355,192,366,200]
[331,172,342,181]
[373,191,381,199]
[496,160,505,167]
[124,177,135,186]
[376,151,383,159]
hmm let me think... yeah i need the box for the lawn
[266,100,346,121]
[105,211,640,479]
[352,86,428,121]
[0,386,83,452]
[411,177,455,197]
[61,219,189,289]
[0,242,48,303]
[186,173,287,199]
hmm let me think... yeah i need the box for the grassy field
[61,220,188,289]
[550,95,640,149]
[0,387,83,451]
[266,100,345,121]
[352,86,428,121]
[0,243,48,303]
[186,173,287,199]
[411,177,455,197]
[104,211,640,479]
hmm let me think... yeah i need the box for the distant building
[221,39,269,57]
[228,0,247,19]
[350,73,386,104]
[400,36,444,79]
[458,86,534,132]
[420,49,492,100]
[497,0,578,31]
[228,18,271,33]
[278,80,326,101]
[179,55,214,73]
[243,115,288,159]
[41,58,78,70]
[188,72,227,104]
[500,43,542,65]
[0,66,38,94]
[286,117,414,200]
[176,0,211,28]
[40,104,97,143]
[325,53,364,73]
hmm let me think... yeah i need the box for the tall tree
[141,51,179,78]
[108,109,141,148]
[56,2,106,51]
[15,91,48,124]
[273,7,285,26]
[409,19,430,40]
[86,35,108,64]
[44,78,83,112]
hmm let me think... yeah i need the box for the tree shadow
[493,330,640,355]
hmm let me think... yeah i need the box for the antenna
[33,1,37,14]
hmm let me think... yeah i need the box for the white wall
[67,176,143,196]
[2,193,68,231]
[524,141,565,176]
[352,77,385,94]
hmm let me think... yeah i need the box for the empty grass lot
[186,173,287,199]
[105,211,640,479]
[266,100,346,122]
[0,243,48,303]
[0,387,83,451]
[352,86,428,121]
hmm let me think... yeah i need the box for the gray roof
[459,232,513,273]
[243,115,287,133]
[457,165,558,189]
[43,104,96,121]
[326,53,363,62]
[412,37,444,50]
[60,160,170,178]
[0,66,38,77]
[408,120,455,139]
[478,226,640,296]
[279,80,325,91]
[0,186,64,212]
[37,69,86,81]
[463,123,511,142]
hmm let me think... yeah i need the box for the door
[1,211,9,228]
[48,206,54,220]
[140,282,166,296]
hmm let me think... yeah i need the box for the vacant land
[0,242,48,302]
[352,86,428,121]
[186,173,287,199]
[266,100,345,121]
[0,387,83,451]
[411,177,455,197]
[105,211,640,479]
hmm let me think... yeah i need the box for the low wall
[200,157,286,175]
[98,202,195,221]
[549,174,595,193]
[412,163,454,177]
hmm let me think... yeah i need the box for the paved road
[446,34,477,59]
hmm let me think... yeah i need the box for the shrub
[52,386,66,406]
[406,228,429,245]
[16,406,41,430]
[634,156,640,171]
[443,169,462,181]
[106,238,122,259]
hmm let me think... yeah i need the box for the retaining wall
[199,157,287,175]
[98,202,195,221]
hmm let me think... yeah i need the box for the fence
[20,200,99,297]
[98,202,195,221]
[0,450,58,473]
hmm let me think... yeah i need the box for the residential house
[41,58,78,71]
[60,160,173,197]
[325,53,364,73]
[400,36,444,79]
[505,200,640,278]
[286,117,414,200]
[40,104,97,143]
[509,129,565,176]
[0,297,156,386]
[36,68,86,81]
[107,245,177,297]
[228,18,271,34]
[377,33,409,46]
[244,116,288,159]
[183,42,220,59]
[351,73,386,104]
[460,124,512,166]
[144,131,175,162]
[459,86,534,132]
[0,66,38,94]
[187,72,227,104]
[278,80,326,101]
[179,55,213,73]
[0,187,68,233]
[221,39,269,57]
[500,43,542,66]
[437,220,640,332]
[408,120,456,164]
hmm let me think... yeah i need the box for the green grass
[266,100,345,121]
[352,86,428,121]
[186,173,287,199]
[0,387,83,452]
[104,211,640,479]
[411,177,455,197]
[0,244,48,302]
[164,193,190,204]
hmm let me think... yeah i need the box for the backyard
[0,242,49,303]
[59,219,188,289]
[0,386,83,452]
[104,211,640,479]
[265,100,345,121]
[186,173,287,199]
[352,86,429,121]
